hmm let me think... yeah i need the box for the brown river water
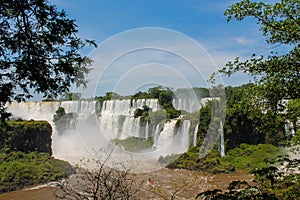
[0,169,253,200]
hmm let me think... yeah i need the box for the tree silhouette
[0,0,96,119]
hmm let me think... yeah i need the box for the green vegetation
[0,151,73,193]
[0,120,52,154]
[193,84,290,151]
[133,87,181,120]
[198,159,300,200]
[213,0,300,112]
[114,137,153,152]
[167,144,284,173]
[134,105,150,126]
[60,93,82,101]
[0,0,95,119]
[0,119,74,194]
[221,143,284,169]
[95,92,126,103]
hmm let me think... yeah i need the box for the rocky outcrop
[1,120,52,154]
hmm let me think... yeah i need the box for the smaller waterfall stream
[219,121,225,157]
[152,124,161,149]
[145,121,149,139]
[178,120,191,152]
[155,120,178,150]
[193,124,199,146]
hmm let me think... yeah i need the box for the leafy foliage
[197,180,278,199]
[60,92,82,101]
[198,158,300,200]
[0,120,52,153]
[214,0,300,112]
[0,0,95,118]
[286,98,300,137]
[53,107,76,134]
[0,151,72,193]
[134,105,150,126]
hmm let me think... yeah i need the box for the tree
[53,107,76,134]
[61,92,82,101]
[0,0,96,118]
[215,0,300,112]
[55,147,139,200]
[198,158,300,199]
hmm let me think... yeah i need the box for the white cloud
[235,36,254,45]
[70,28,255,98]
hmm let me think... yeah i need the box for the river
[0,169,253,200]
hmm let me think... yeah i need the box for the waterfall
[152,124,161,149]
[98,114,119,139]
[145,121,149,139]
[193,123,199,146]
[131,99,161,112]
[178,120,191,152]
[98,99,162,140]
[6,99,195,165]
[61,101,97,118]
[172,97,219,113]
[101,99,131,115]
[6,101,98,121]
[100,99,161,115]
[6,101,61,121]
[155,120,177,150]
[172,98,199,113]
[285,119,295,136]
[218,121,225,157]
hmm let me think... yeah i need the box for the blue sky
[50,0,284,97]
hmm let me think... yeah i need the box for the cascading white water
[178,120,191,152]
[101,99,131,115]
[6,101,100,163]
[218,121,225,157]
[98,99,162,140]
[61,101,97,118]
[172,99,200,113]
[145,121,149,139]
[193,123,199,146]
[6,99,196,168]
[155,120,177,150]
[131,99,161,112]
[154,120,191,154]
[172,97,220,113]
[152,124,161,149]
[285,119,295,136]
[119,116,140,138]
[7,101,61,121]
[6,101,98,121]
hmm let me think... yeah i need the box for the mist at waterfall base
[7,98,218,172]
[8,99,190,172]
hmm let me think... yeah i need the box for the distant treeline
[51,85,222,102]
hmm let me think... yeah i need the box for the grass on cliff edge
[166,143,285,173]
[114,137,153,152]
[0,151,73,193]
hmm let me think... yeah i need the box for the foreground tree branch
[0,0,96,119]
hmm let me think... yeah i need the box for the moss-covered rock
[1,120,52,154]
[0,151,73,193]
[114,137,153,152]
